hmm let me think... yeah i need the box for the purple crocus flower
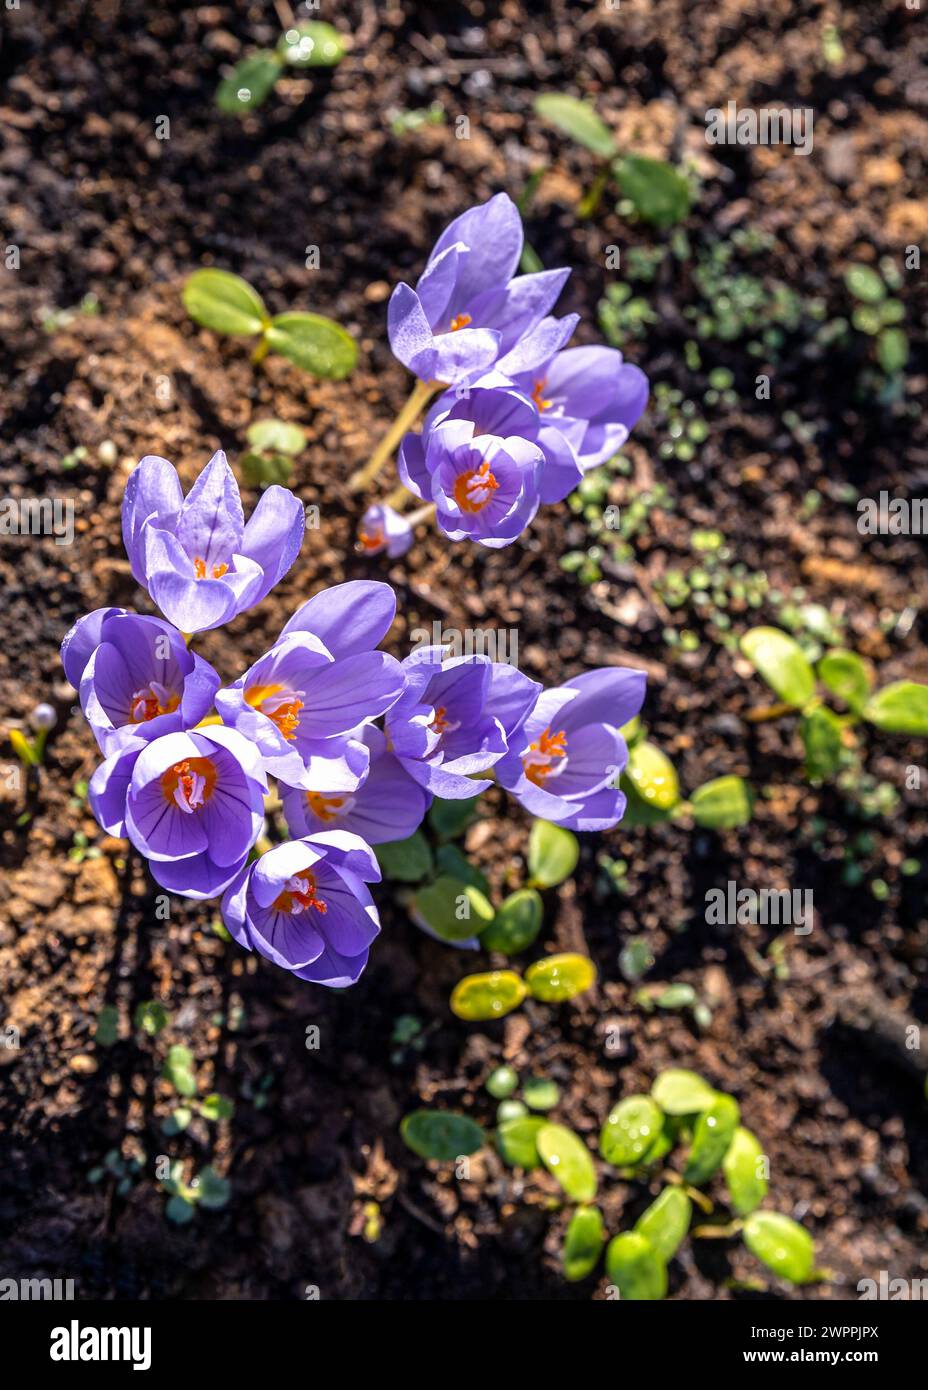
[387,193,575,387]
[121,450,305,633]
[63,610,220,756]
[221,832,381,986]
[356,503,414,559]
[280,725,430,845]
[89,725,268,899]
[398,386,545,547]
[495,668,647,830]
[385,646,540,799]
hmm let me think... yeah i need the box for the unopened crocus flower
[121,449,305,633]
[385,646,540,798]
[398,386,545,547]
[495,667,647,831]
[221,832,381,986]
[387,193,575,387]
[89,725,267,899]
[356,503,413,558]
[280,725,430,844]
[67,610,220,756]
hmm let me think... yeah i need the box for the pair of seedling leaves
[215,21,346,116]
[740,626,928,782]
[620,716,754,830]
[403,1068,818,1298]
[534,94,691,227]
[378,804,596,1020]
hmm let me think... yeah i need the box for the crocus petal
[60,606,128,688]
[239,485,306,599]
[143,527,237,632]
[430,192,523,308]
[495,311,579,378]
[122,456,183,584]
[467,268,571,356]
[151,850,250,902]
[387,283,436,374]
[175,449,244,567]
[282,580,397,658]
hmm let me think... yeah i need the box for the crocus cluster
[386,194,650,548]
[65,434,644,987]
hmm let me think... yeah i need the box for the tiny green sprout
[537,1122,597,1202]
[619,937,654,982]
[9,702,57,770]
[162,1044,197,1098]
[497,1099,528,1123]
[524,953,596,1003]
[134,1001,170,1037]
[527,819,579,888]
[94,1005,120,1048]
[522,1077,560,1111]
[485,1065,520,1100]
[390,103,446,137]
[450,970,527,1022]
[216,22,346,116]
[563,1206,606,1282]
[183,268,357,379]
[240,419,307,489]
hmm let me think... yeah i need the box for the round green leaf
[479,888,543,955]
[605,1232,668,1300]
[525,953,596,1003]
[876,327,909,374]
[634,1186,692,1261]
[413,875,494,943]
[863,681,928,736]
[527,819,579,888]
[722,1126,769,1216]
[817,649,872,713]
[216,52,282,114]
[246,419,307,455]
[651,1069,717,1115]
[743,1211,816,1284]
[625,741,680,812]
[277,21,346,67]
[740,626,816,707]
[522,1077,560,1112]
[450,970,527,1021]
[162,1044,196,1098]
[497,1099,527,1123]
[844,263,885,304]
[800,704,844,781]
[563,1206,606,1282]
[683,1093,740,1185]
[485,1065,519,1100]
[496,1114,546,1168]
[614,155,691,228]
[536,1122,597,1202]
[401,1110,486,1162]
[690,775,753,830]
[239,450,293,487]
[265,312,357,379]
[600,1095,663,1167]
[534,93,616,159]
[183,268,267,337]
[374,831,433,883]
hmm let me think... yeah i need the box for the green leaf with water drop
[651,1068,718,1116]
[683,1093,740,1184]
[525,953,596,1002]
[599,1095,663,1167]
[605,1231,668,1300]
[624,740,680,813]
[495,1114,546,1168]
[216,52,282,115]
[634,1186,692,1261]
[722,1126,769,1216]
[450,970,527,1021]
[536,1122,597,1201]
[743,1211,816,1284]
[479,887,543,955]
[277,21,346,67]
[563,1206,606,1282]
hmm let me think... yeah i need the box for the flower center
[522,727,568,787]
[245,683,304,740]
[357,525,384,554]
[305,790,351,823]
[273,870,328,916]
[429,704,461,735]
[531,378,553,412]
[194,557,230,580]
[161,756,217,812]
[129,681,180,724]
[452,459,500,515]
[449,312,472,332]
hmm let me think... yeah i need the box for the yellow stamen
[449,312,472,332]
[194,558,229,580]
[245,684,304,740]
[523,727,567,788]
[305,791,347,823]
[531,378,553,412]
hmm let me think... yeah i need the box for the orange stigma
[305,791,348,823]
[449,312,472,332]
[357,525,384,554]
[429,704,460,735]
[161,756,217,812]
[245,684,304,740]
[531,378,553,412]
[194,558,229,580]
[452,458,500,514]
[273,870,328,916]
[129,682,180,724]
[523,727,567,788]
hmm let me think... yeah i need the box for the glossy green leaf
[450,970,527,1021]
[740,626,816,707]
[534,93,616,159]
[413,875,494,943]
[654,983,697,1010]
[862,681,928,736]
[401,1109,486,1162]
[265,312,357,379]
[162,1044,196,1098]
[800,704,844,781]
[485,1065,519,1100]
[683,1093,740,1184]
[876,326,909,374]
[199,1093,234,1122]
[435,843,490,897]
[844,263,885,304]
[817,649,872,713]
[428,795,480,841]
[525,953,596,1003]
[614,155,691,228]
[183,268,267,336]
[651,1069,717,1116]
[374,831,432,883]
[634,1186,692,1261]
[537,1122,597,1201]
[523,1077,560,1111]
[690,775,753,830]
[605,1232,668,1300]
[624,740,680,813]
[479,888,543,955]
[496,1114,546,1168]
[246,419,307,455]
[722,1126,769,1216]
[216,52,281,114]
[600,1095,663,1167]
[563,1206,606,1282]
[277,21,346,67]
[743,1211,816,1284]
[527,819,579,888]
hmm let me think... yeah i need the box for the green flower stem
[348,377,440,493]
